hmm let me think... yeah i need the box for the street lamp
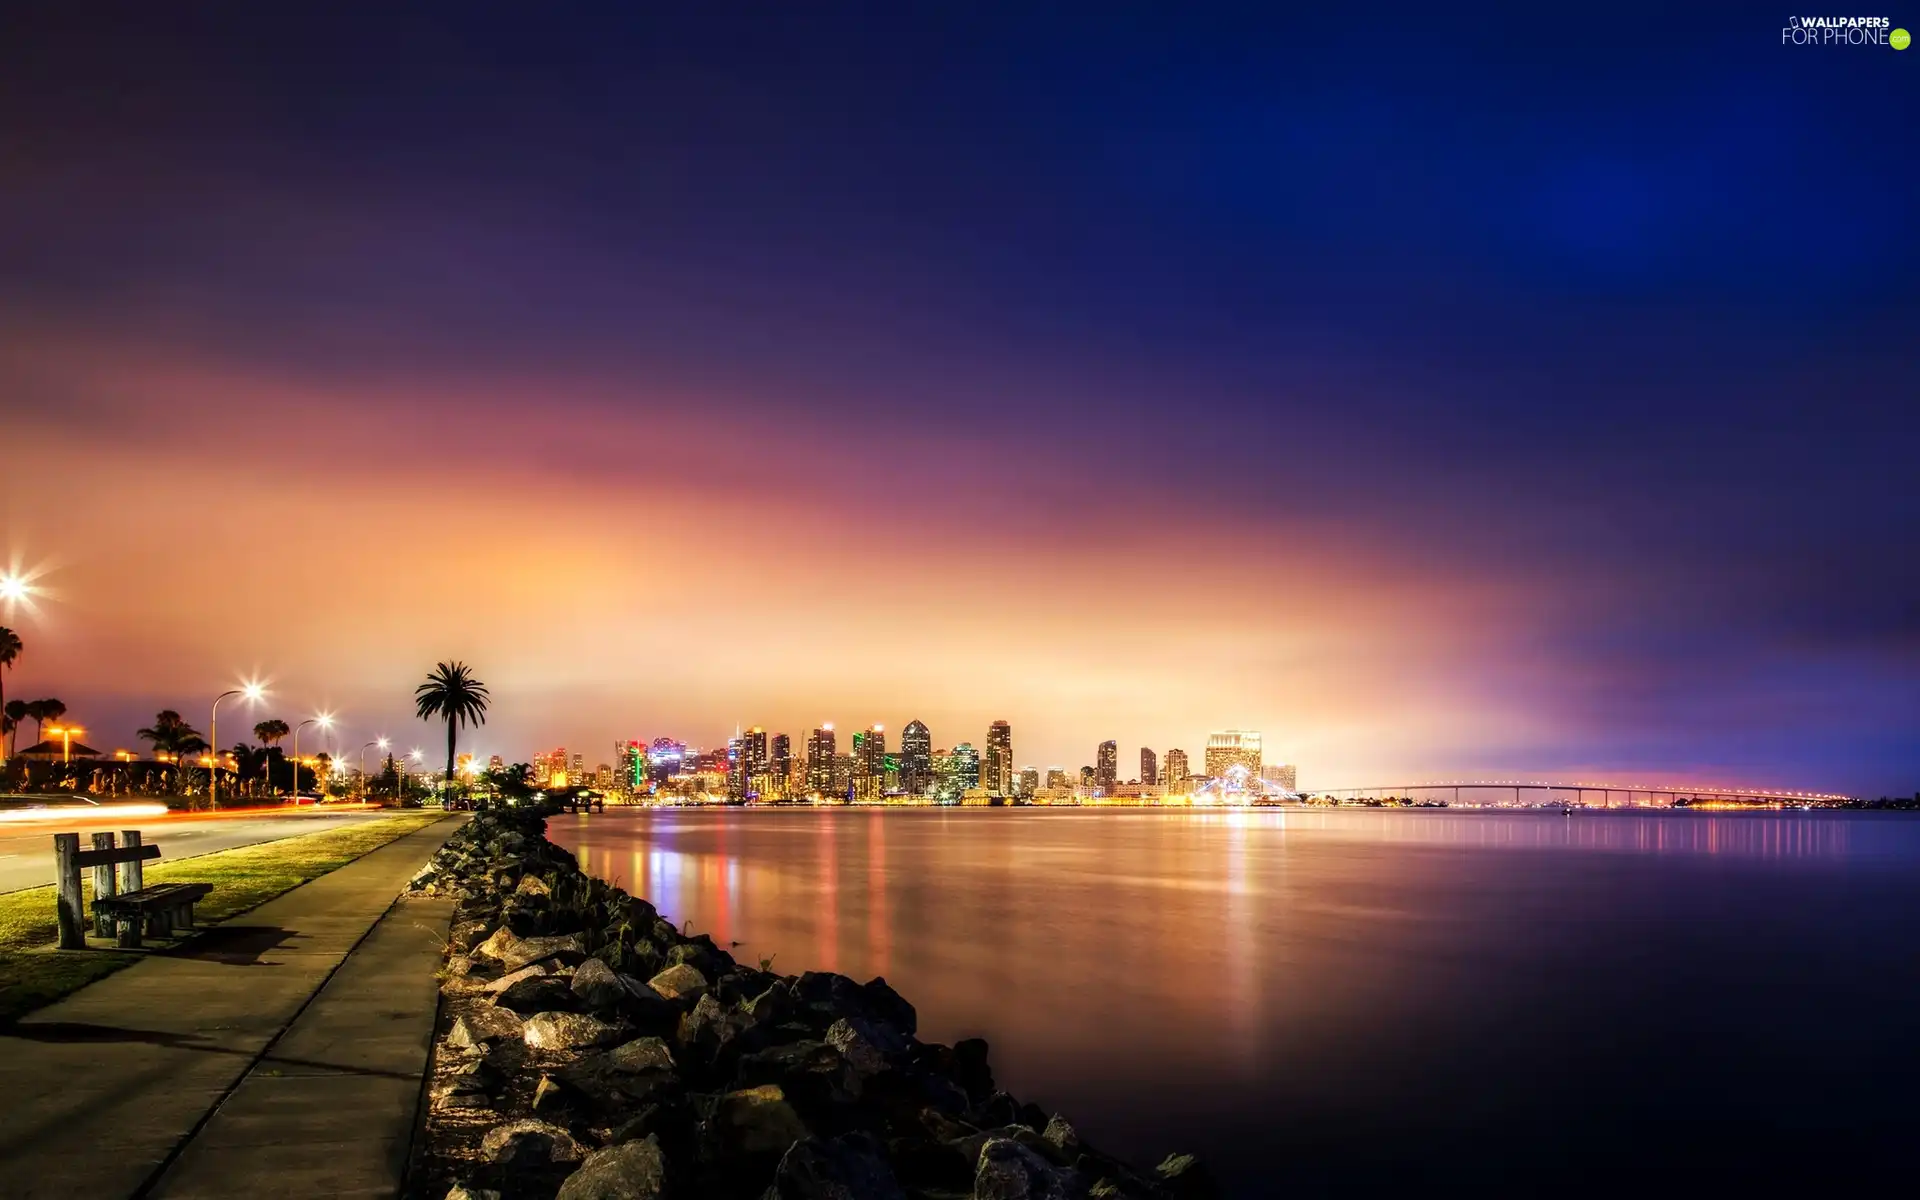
[210,682,265,808]
[290,713,333,803]
[46,723,84,765]
[358,739,384,799]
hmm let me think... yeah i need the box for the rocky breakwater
[408,808,1214,1200]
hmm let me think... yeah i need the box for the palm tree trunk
[445,719,457,793]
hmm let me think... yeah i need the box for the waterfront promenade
[0,815,462,1199]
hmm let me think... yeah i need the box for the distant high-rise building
[1163,748,1190,790]
[743,727,768,778]
[534,747,569,786]
[1261,763,1298,792]
[1079,765,1096,788]
[1018,767,1039,798]
[1205,730,1262,786]
[951,742,980,792]
[1095,740,1118,790]
[488,754,504,771]
[984,720,1013,795]
[771,733,791,785]
[570,751,584,780]
[648,737,686,782]
[1045,767,1068,790]
[1140,747,1158,786]
[901,720,932,795]
[852,725,886,798]
[619,742,647,792]
[806,725,837,793]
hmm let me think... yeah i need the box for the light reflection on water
[551,808,1920,1197]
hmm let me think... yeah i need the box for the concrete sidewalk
[0,816,461,1200]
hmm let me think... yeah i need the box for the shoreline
[408,806,1212,1200]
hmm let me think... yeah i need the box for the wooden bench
[52,829,213,950]
[94,882,214,947]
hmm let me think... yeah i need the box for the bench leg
[118,919,142,950]
[146,911,171,939]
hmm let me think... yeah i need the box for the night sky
[1,4,1914,792]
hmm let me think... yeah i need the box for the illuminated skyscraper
[1045,767,1067,790]
[743,727,768,779]
[771,733,791,784]
[951,742,980,794]
[1079,765,1096,788]
[852,725,886,798]
[1095,740,1118,790]
[806,724,836,792]
[984,720,1013,795]
[647,737,686,783]
[1140,747,1158,786]
[1018,767,1039,798]
[1163,748,1190,790]
[619,742,647,792]
[1205,730,1262,786]
[901,719,932,795]
[1262,763,1298,792]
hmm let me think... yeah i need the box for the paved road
[0,809,392,894]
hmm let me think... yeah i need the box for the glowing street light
[209,682,266,808]
[0,575,26,604]
[46,723,84,765]
[290,712,333,802]
[359,739,385,798]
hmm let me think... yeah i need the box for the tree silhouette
[414,661,490,789]
[25,698,65,746]
[0,626,20,760]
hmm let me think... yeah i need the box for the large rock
[974,1138,1065,1200]
[479,1118,583,1165]
[860,976,917,1035]
[525,1011,625,1051]
[494,976,579,1015]
[445,1186,501,1200]
[1154,1153,1220,1199]
[953,1038,996,1101]
[572,958,626,1009]
[647,963,708,1002]
[825,1017,899,1077]
[765,1133,906,1200]
[476,928,586,972]
[483,962,553,994]
[716,1084,811,1155]
[555,1136,667,1200]
[605,1036,676,1073]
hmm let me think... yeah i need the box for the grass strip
[0,810,448,1024]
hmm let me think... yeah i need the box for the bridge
[1306,780,1853,806]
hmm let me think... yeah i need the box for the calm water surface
[549,808,1920,1197]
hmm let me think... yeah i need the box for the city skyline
[0,6,1913,795]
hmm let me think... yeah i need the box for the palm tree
[254,718,291,795]
[0,626,20,764]
[3,699,25,758]
[25,698,65,747]
[415,661,490,790]
[137,709,205,793]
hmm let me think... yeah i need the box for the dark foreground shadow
[0,1021,418,1080]
[164,924,300,964]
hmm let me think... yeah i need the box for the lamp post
[359,739,384,800]
[210,684,264,808]
[291,713,332,803]
[47,724,83,765]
